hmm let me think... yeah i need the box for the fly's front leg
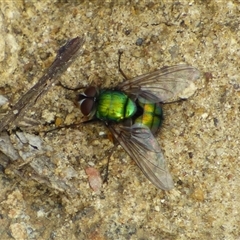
[118,50,129,80]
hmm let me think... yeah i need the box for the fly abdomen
[135,101,163,134]
[96,90,137,122]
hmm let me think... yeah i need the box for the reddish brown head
[77,86,98,117]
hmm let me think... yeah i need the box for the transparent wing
[117,65,200,103]
[108,123,174,190]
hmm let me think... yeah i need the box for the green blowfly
[77,63,200,190]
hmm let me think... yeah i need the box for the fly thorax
[96,90,137,122]
[124,97,137,119]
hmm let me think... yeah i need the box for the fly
[77,55,200,190]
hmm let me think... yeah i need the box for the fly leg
[118,50,129,80]
[101,130,119,184]
[57,81,85,91]
[101,145,116,184]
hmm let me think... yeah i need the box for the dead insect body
[0,37,85,132]
[77,64,200,190]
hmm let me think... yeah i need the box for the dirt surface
[0,1,239,239]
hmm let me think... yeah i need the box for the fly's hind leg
[100,131,119,184]
[101,146,115,184]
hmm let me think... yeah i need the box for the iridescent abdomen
[96,90,137,122]
[135,101,163,134]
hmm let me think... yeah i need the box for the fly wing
[117,65,200,103]
[108,123,174,190]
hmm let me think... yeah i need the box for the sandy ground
[0,1,239,239]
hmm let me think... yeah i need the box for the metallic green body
[134,101,163,134]
[96,90,137,122]
[95,89,163,133]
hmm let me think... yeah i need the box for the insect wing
[108,123,174,190]
[117,65,200,103]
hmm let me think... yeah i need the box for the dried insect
[0,36,85,132]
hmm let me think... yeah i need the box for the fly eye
[84,86,97,97]
[81,98,94,116]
